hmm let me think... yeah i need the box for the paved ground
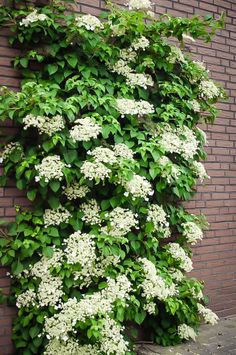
[136,316,236,355]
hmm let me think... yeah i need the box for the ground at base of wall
[136,316,236,355]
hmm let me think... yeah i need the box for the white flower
[139,258,177,301]
[167,46,186,64]
[126,73,154,89]
[178,324,197,341]
[114,143,134,160]
[132,36,150,51]
[69,117,101,142]
[99,316,129,355]
[81,161,111,181]
[167,243,193,272]
[159,125,199,160]
[127,0,152,10]
[44,275,131,341]
[169,268,185,282]
[116,98,154,117]
[63,182,90,200]
[80,199,101,225]
[64,232,97,266]
[193,60,207,72]
[182,221,203,245]
[192,161,210,183]
[88,147,117,164]
[38,275,64,307]
[199,80,220,100]
[35,155,66,182]
[120,49,136,62]
[43,206,71,227]
[112,59,133,76]
[189,99,201,112]
[45,339,98,355]
[124,174,154,201]
[20,10,48,27]
[197,303,219,325]
[0,142,23,163]
[147,204,170,238]
[76,14,103,31]
[23,114,65,136]
[101,207,139,237]
[143,301,156,315]
[16,289,36,308]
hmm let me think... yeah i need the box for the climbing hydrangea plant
[0,0,225,353]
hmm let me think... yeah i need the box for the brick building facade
[0,0,235,353]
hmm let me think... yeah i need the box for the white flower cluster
[20,10,48,27]
[147,204,170,238]
[143,301,156,315]
[37,276,64,308]
[197,303,219,325]
[192,161,210,182]
[16,289,36,308]
[159,126,199,160]
[191,287,204,301]
[88,147,117,164]
[177,324,197,341]
[74,254,120,289]
[111,36,152,89]
[182,221,203,245]
[44,275,131,341]
[45,339,97,355]
[169,268,185,283]
[139,258,177,304]
[124,174,154,201]
[35,155,66,182]
[80,199,101,225]
[101,207,139,237]
[0,142,22,164]
[69,117,101,142]
[63,182,90,200]
[189,99,201,113]
[23,114,65,136]
[126,73,154,89]
[100,316,129,355]
[127,0,152,10]
[132,36,150,51]
[43,206,71,227]
[76,14,103,31]
[64,232,97,267]
[167,46,186,64]
[114,143,134,160]
[159,156,181,184]
[81,144,134,182]
[193,60,207,72]
[81,161,111,181]
[17,251,64,309]
[167,243,193,272]
[116,98,155,117]
[199,80,220,100]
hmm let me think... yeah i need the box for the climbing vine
[0,0,226,354]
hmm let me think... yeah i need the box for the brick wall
[0,0,235,353]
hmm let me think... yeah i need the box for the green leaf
[42,247,54,258]
[49,181,60,193]
[48,64,58,75]
[48,196,60,209]
[27,189,37,201]
[134,310,146,325]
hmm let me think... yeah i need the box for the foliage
[0,1,225,354]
